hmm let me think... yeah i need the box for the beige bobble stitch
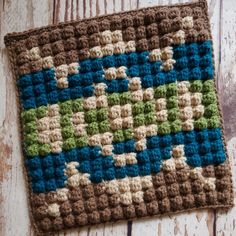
[175,158,187,169]
[49,129,63,142]
[42,56,54,69]
[122,117,134,128]
[57,77,69,88]
[143,88,154,100]
[56,188,69,202]
[162,159,176,172]
[102,44,114,56]
[129,77,142,91]
[96,95,108,108]
[67,174,80,187]
[56,64,68,78]
[106,180,119,194]
[114,154,126,167]
[74,124,87,136]
[179,107,193,120]
[100,30,112,45]
[120,192,133,205]
[161,46,174,60]
[178,93,191,107]
[182,16,194,29]
[149,49,162,62]
[146,124,157,136]
[72,112,85,125]
[109,105,121,119]
[204,178,216,191]
[182,119,194,131]
[161,59,176,71]
[94,83,107,96]
[114,41,126,54]
[191,93,202,106]
[193,105,204,118]
[173,30,185,44]
[90,46,102,58]
[117,66,127,78]
[83,97,97,110]
[121,104,132,117]
[131,90,143,102]
[132,191,144,203]
[37,117,50,131]
[135,139,147,151]
[101,144,113,156]
[122,117,133,128]
[48,104,59,117]
[38,131,50,144]
[190,167,203,180]
[48,203,60,218]
[141,176,153,189]
[172,145,185,158]
[28,47,41,61]
[101,132,113,145]
[65,162,79,176]
[177,81,190,94]
[119,178,130,193]
[68,62,79,74]
[126,153,137,165]
[49,116,60,129]
[88,134,101,146]
[129,177,142,192]
[50,141,62,153]
[111,118,123,130]
[156,110,168,122]
[156,98,166,111]
[112,30,123,43]
[79,173,91,186]
[134,126,146,140]
[125,41,136,53]
[105,67,117,80]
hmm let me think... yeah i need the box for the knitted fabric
[4,0,233,234]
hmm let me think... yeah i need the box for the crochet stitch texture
[4,0,233,234]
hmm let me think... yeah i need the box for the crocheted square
[4,0,233,234]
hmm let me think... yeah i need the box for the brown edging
[4,0,234,235]
[5,0,203,46]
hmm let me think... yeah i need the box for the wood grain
[0,0,236,235]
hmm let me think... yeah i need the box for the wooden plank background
[0,0,236,235]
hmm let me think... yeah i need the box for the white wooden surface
[0,0,236,235]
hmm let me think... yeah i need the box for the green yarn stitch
[168,108,179,121]
[134,114,145,127]
[120,92,131,105]
[87,122,99,135]
[123,129,133,140]
[36,106,47,119]
[72,98,83,112]
[107,93,120,106]
[22,109,36,123]
[167,96,178,109]
[202,92,216,105]
[39,144,51,156]
[60,101,72,115]
[154,85,166,98]
[85,110,97,123]
[204,104,219,118]
[99,120,110,133]
[190,80,203,92]
[132,102,144,115]
[63,138,76,150]
[26,144,38,156]
[194,117,208,129]
[113,130,124,142]
[166,83,177,96]
[208,116,221,128]
[97,108,108,121]
[158,122,171,135]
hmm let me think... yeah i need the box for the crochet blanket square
[4,0,233,234]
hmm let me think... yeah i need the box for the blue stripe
[26,128,225,193]
[18,41,214,110]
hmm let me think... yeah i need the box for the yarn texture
[4,0,233,234]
